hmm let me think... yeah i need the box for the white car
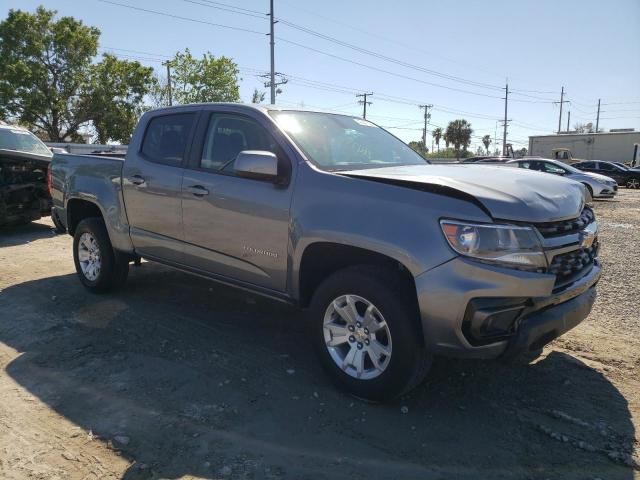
[507,157,618,199]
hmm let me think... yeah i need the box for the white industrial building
[528,130,640,163]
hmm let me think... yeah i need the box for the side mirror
[234,150,280,183]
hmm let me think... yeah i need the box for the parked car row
[46,104,602,401]
[506,158,619,199]
[572,160,640,189]
[461,153,640,199]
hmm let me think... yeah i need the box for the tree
[0,7,154,143]
[82,54,154,143]
[0,7,99,141]
[445,119,473,160]
[149,72,171,108]
[251,88,266,104]
[408,140,428,158]
[573,122,595,134]
[482,134,492,154]
[166,48,240,104]
[432,127,443,152]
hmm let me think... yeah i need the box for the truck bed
[51,153,132,251]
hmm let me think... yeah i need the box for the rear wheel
[73,218,129,292]
[626,178,639,189]
[310,265,431,402]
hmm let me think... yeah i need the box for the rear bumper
[415,257,600,359]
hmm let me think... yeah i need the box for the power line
[277,38,505,100]
[177,0,560,102]
[97,1,265,35]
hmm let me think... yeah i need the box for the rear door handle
[187,185,209,197]
[129,175,146,186]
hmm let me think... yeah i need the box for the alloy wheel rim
[323,294,392,380]
[78,232,102,281]
[628,179,640,189]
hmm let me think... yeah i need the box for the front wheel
[310,265,431,402]
[73,218,129,292]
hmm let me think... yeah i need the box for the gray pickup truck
[51,104,601,401]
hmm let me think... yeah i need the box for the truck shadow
[0,264,636,480]
[0,218,57,247]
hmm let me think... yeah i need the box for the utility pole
[555,86,569,134]
[356,92,373,119]
[596,99,601,133]
[419,104,433,149]
[567,111,571,133]
[165,63,173,106]
[494,121,498,155]
[268,0,276,105]
[502,83,509,155]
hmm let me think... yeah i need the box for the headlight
[440,220,546,270]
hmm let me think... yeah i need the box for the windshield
[0,128,52,156]
[559,162,583,174]
[269,110,428,171]
[614,162,629,170]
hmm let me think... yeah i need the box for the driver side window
[200,114,279,172]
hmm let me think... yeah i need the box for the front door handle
[187,185,209,197]
[129,175,146,186]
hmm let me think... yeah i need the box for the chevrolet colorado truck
[51,104,601,401]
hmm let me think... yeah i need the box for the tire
[73,217,129,293]
[309,265,431,402]
[626,178,640,189]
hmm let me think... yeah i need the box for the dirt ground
[1,191,639,480]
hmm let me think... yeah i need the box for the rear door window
[141,113,195,165]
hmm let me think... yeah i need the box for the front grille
[549,241,599,286]
[534,207,595,238]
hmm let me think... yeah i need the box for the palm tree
[445,119,473,161]
[432,127,443,152]
[482,135,492,154]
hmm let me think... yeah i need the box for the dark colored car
[0,124,53,226]
[572,160,640,189]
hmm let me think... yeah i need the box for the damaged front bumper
[415,256,601,360]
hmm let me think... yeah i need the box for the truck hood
[340,164,585,223]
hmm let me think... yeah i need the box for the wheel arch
[66,198,104,235]
[295,241,419,310]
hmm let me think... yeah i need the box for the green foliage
[83,54,155,144]
[444,119,473,160]
[252,88,266,104]
[0,7,154,143]
[432,127,443,151]
[426,147,474,159]
[166,48,240,104]
[0,6,99,141]
[408,140,428,158]
[482,134,492,154]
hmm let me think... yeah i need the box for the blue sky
[4,0,640,150]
